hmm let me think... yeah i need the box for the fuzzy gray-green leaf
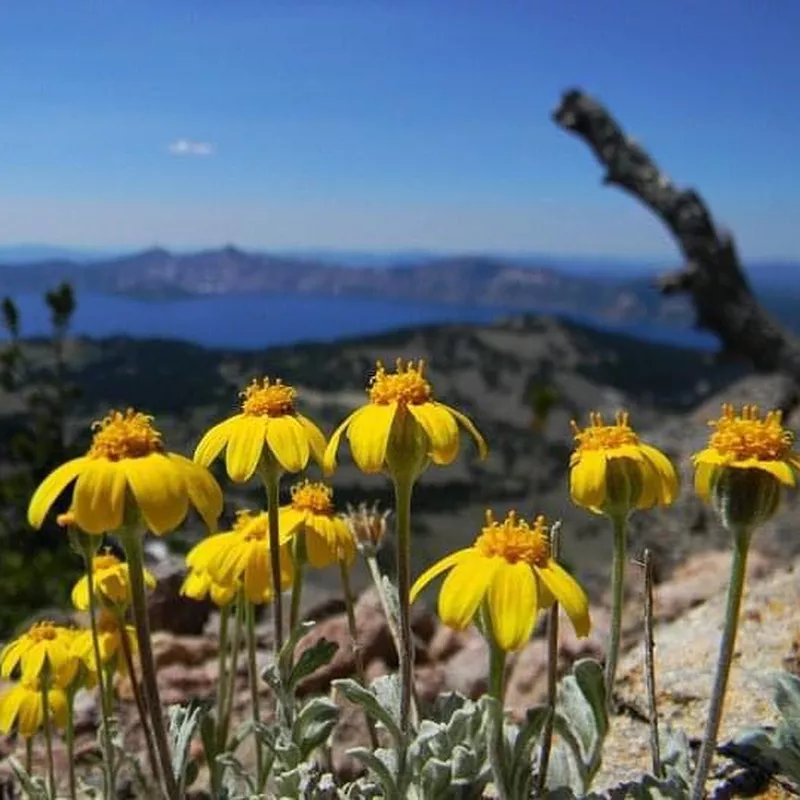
[289,638,339,689]
[348,747,399,798]
[333,678,404,744]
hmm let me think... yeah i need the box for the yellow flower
[194,378,327,481]
[324,359,487,477]
[569,411,678,518]
[71,552,157,611]
[186,510,294,604]
[72,611,137,673]
[28,409,223,535]
[180,569,238,607]
[279,481,355,568]
[410,511,590,652]
[0,622,80,688]
[0,680,68,738]
[693,404,799,529]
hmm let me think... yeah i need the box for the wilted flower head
[342,501,392,553]
[569,410,678,519]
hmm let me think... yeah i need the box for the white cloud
[168,139,216,157]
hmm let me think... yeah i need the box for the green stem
[340,559,379,749]
[84,551,116,796]
[488,638,507,702]
[245,601,265,789]
[605,514,628,710]
[365,554,405,668]
[289,533,306,634]
[66,688,77,800]
[219,596,244,753]
[25,736,33,776]
[121,530,180,800]
[261,464,284,656]
[117,611,162,790]
[690,531,750,800]
[40,681,56,799]
[536,600,560,795]
[392,476,415,739]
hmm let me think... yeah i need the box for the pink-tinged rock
[441,628,490,698]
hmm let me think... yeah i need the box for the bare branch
[553,89,800,394]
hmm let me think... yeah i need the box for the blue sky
[1,1,798,260]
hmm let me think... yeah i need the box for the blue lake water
[2,292,717,351]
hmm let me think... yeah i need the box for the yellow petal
[168,454,223,532]
[409,548,472,604]
[123,454,189,535]
[244,546,270,604]
[0,639,25,678]
[536,561,590,638]
[438,554,500,630]
[73,459,127,535]
[48,689,68,730]
[322,408,362,475]
[27,457,88,529]
[193,416,236,467]
[0,685,25,735]
[639,444,680,505]
[692,448,725,467]
[181,569,210,601]
[16,688,42,738]
[756,459,797,487]
[569,451,607,510]
[266,414,310,473]
[408,402,460,465]
[694,461,717,500]
[225,416,267,482]
[444,405,488,460]
[488,561,537,652]
[21,642,47,683]
[348,403,397,473]
[278,506,305,538]
[296,413,328,467]
[305,526,337,568]
[71,576,91,612]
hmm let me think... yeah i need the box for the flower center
[290,480,334,515]
[570,411,639,451]
[474,510,550,567]
[233,510,268,542]
[707,404,794,461]
[240,378,296,416]
[88,410,164,460]
[28,622,60,642]
[368,359,433,406]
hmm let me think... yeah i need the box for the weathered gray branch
[553,88,800,399]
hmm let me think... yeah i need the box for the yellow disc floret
[240,378,296,417]
[369,359,433,406]
[88,410,163,460]
[570,411,640,452]
[474,510,550,567]
[707,404,794,462]
[290,480,334,515]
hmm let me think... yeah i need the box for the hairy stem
[691,531,750,800]
[219,596,244,752]
[41,681,56,799]
[117,612,162,790]
[642,549,662,778]
[289,533,306,634]
[605,514,628,710]
[340,559,379,749]
[65,688,77,800]
[392,476,415,738]
[83,551,116,796]
[536,592,560,794]
[245,601,264,789]
[121,530,180,800]
[261,464,284,657]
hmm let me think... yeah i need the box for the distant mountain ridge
[1,246,798,332]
